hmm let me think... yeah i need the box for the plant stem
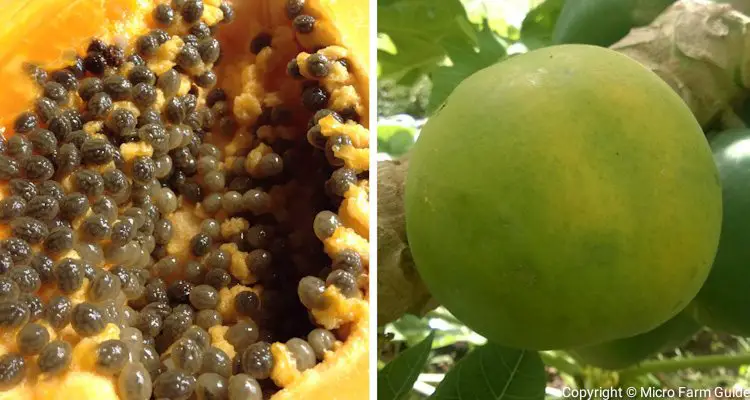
[619,353,750,380]
[541,351,583,376]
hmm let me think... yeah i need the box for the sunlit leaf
[428,19,508,113]
[378,0,476,84]
[377,38,444,83]
[378,331,435,400]
[377,33,398,53]
[379,0,470,40]
[431,344,546,400]
[389,314,432,347]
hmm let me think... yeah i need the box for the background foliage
[377,0,750,398]
[377,0,564,161]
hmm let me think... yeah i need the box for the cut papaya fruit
[0,1,370,399]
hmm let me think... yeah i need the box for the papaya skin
[405,44,721,350]
[571,310,700,370]
[0,0,370,399]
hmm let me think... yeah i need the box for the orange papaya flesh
[0,0,370,399]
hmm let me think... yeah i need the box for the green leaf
[379,0,400,6]
[378,331,435,400]
[378,0,470,41]
[378,0,476,84]
[428,66,471,114]
[377,33,398,54]
[461,0,517,37]
[428,20,507,113]
[431,344,546,400]
[388,314,432,346]
[378,38,445,84]
[521,0,567,50]
[552,0,675,47]
[473,20,509,66]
